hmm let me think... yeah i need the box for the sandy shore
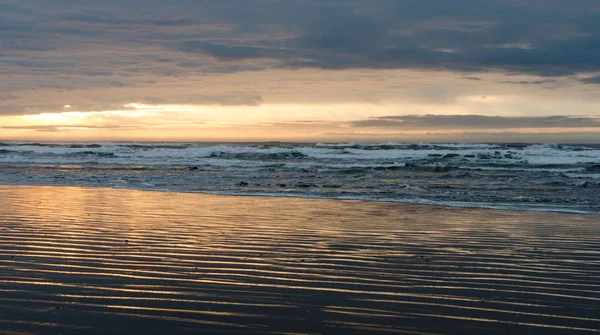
[0,186,599,334]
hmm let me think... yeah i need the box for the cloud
[580,76,600,84]
[2,1,599,77]
[0,124,126,132]
[499,79,557,85]
[199,94,263,106]
[1,0,599,124]
[0,104,69,116]
[0,103,136,116]
[163,1,600,76]
[142,94,263,106]
[351,114,600,129]
[177,41,283,61]
[0,91,263,116]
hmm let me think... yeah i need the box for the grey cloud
[0,91,263,116]
[170,1,600,76]
[0,59,60,69]
[443,131,600,144]
[82,71,114,76]
[1,0,599,108]
[106,81,131,88]
[1,124,126,132]
[142,94,264,106]
[209,94,263,106]
[61,13,112,24]
[351,115,600,129]
[200,64,267,74]
[580,76,600,84]
[141,97,167,105]
[3,1,599,74]
[178,41,282,60]
[499,79,557,85]
[0,103,135,116]
[177,61,203,68]
[240,118,600,143]
[0,104,68,116]
[60,13,193,27]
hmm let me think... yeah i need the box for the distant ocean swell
[0,142,599,214]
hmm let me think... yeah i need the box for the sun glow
[2,96,600,143]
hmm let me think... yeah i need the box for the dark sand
[0,186,599,334]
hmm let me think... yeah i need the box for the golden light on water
[1,186,599,333]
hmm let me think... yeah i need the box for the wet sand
[0,186,599,334]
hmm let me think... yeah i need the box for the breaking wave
[0,141,599,213]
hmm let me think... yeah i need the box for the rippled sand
[1,186,599,334]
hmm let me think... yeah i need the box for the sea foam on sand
[0,186,599,334]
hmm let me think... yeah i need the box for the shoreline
[2,141,598,216]
[1,183,598,216]
[1,185,599,334]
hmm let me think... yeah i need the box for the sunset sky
[1,0,600,142]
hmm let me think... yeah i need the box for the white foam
[1,141,599,172]
[520,144,600,165]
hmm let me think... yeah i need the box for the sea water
[1,141,599,213]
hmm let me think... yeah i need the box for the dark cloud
[178,42,280,60]
[442,131,600,144]
[351,115,600,129]
[163,1,600,76]
[580,76,600,84]
[1,0,599,116]
[2,1,598,76]
[237,119,600,143]
[500,79,557,85]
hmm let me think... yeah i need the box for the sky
[1,0,600,143]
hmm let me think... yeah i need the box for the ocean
[1,141,599,214]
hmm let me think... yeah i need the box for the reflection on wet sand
[1,186,599,334]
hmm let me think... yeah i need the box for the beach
[1,185,599,334]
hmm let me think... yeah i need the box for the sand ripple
[1,186,599,334]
